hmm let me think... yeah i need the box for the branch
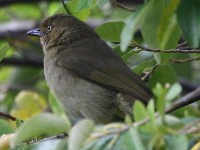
[141,64,159,81]
[0,112,16,121]
[180,79,198,92]
[92,88,200,139]
[0,20,102,39]
[112,0,135,11]
[135,88,200,126]
[0,0,143,7]
[0,0,59,7]
[166,88,200,113]
[61,0,72,15]
[132,44,200,53]
[0,57,43,68]
[176,42,188,49]
[170,57,200,63]
[0,20,37,38]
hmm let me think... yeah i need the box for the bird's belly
[44,59,118,123]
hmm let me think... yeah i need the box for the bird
[27,14,152,124]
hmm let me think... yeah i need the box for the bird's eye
[47,25,52,32]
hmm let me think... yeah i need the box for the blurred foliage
[0,0,200,149]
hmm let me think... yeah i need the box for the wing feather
[57,38,152,103]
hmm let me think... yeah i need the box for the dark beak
[26,28,43,37]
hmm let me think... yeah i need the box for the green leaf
[148,134,162,150]
[9,68,41,84]
[11,113,69,147]
[147,100,156,131]
[129,127,145,150]
[166,83,182,102]
[120,5,146,51]
[157,0,181,50]
[49,91,71,129]
[56,139,68,150]
[54,0,91,21]
[154,53,172,65]
[10,139,61,150]
[118,131,136,150]
[133,101,148,122]
[113,44,128,57]
[0,43,9,62]
[153,83,166,119]
[15,119,23,128]
[10,91,47,120]
[0,67,11,83]
[68,0,91,21]
[84,135,112,149]
[157,115,183,129]
[75,0,96,11]
[0,119,13,135]
[177,0,200,48]
[132,59,156,75]
[96,0,109,7]
[165,134,188,150]
[171,54,192,79]
[95,21,125,42]
[10,4,41,19]
[148,65,177,89]
[121,0,167,51]
[141,0,164,48]
[48,2,61,16]
[68,119,94,150]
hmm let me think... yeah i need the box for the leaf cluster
[0,0,200,149]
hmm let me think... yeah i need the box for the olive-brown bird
[27,14,152,124]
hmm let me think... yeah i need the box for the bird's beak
[26,28,43,37]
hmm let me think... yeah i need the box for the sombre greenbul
[27,14,152,124]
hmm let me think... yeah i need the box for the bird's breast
[43,56,119,123]
[44,56,81,117]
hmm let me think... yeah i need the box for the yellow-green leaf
[68,119,94,150]
[11,113,69,147]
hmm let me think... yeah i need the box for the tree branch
[93,88,200,139]
[112,0,135,11]
[166,88,200,113]
[132,44,200,53]
[0,0,59,7]
[0,112,16,121]
[170,57,200,63]
[0,20,37,38]
[0,20,102,39]
[135,88,200,126]
[180,79,198,93]
[0,0,143,8]
[142,64,159,81]
[61,0,71,14]
[0,57,43,68]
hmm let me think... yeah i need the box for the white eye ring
[47,25,52,31]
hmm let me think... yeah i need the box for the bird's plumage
[57,37,152,103]
[27,14,152,123]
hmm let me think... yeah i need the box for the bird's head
[27,14,97,50]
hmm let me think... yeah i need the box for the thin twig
[61,0,72,15]
[112,0,135,11]
[135,88,200,126]
[142,64,159,81]
[0,112,16,121]
[0,57,43,68]
[176,42,187,48]
[132,44,200,53]
[93,87,200,138]
[180,79,198,92]
[170,57,200,63]
[166,88,200,113]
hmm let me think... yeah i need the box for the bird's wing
[57,46,152,103]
